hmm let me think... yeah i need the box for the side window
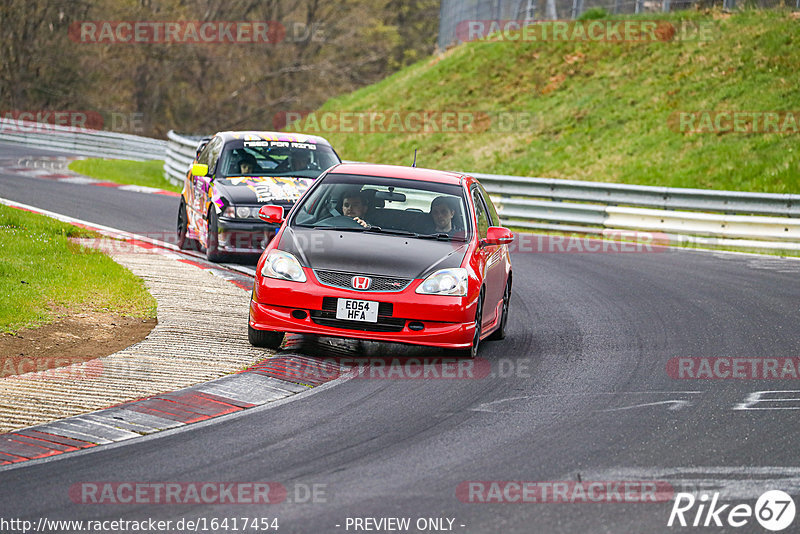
[197,137,217,166]
[471,187,490,239]
[206,138,223,175]
[478,183,500,227]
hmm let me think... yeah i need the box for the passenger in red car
[431,196,455,231]
[422,196,460,236]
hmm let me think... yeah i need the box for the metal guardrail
[473,173,800,250]
[163,130,202,186]
[0,118,165,161]
[3,122,793,251]
[477,173,800,217]
[162,130,798,249]
[476,171,800,248]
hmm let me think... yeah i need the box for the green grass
[68,158,180,193]
[0,204,157,333]
[296,9,800,194]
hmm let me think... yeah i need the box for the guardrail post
[571,0,584,19]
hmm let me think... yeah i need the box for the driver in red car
[341,190,370,228]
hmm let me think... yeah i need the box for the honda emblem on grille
[352,276,371,290]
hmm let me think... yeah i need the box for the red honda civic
[248,163,513,357]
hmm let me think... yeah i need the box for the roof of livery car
[328,163,466,185]
[215,131,334,146]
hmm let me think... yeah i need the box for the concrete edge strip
[0,364,354,466]
[0,199,350,468]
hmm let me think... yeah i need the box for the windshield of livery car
[218,140,340,179]
[291,173,470,240]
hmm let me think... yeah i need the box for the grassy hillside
[297,9,799,193]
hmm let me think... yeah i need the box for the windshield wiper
[417,232,467,242]
[363,226,419,237]
[299,224,366,231]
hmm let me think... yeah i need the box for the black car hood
[214,176,315,204]
[279,227,469,279]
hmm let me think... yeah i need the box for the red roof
[330,163,466,185]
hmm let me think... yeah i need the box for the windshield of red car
[292,173,471,240]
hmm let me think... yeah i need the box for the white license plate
[336,298,379,323]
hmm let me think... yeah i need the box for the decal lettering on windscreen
[242,140,317,149]
[239,177,314,202]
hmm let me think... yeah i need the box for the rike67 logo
[668,490,796,531]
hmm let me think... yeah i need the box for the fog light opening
[408,321,424,331]
[292,310,308,320]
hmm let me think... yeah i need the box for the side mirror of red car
[484,226,514,246]
[258,205,284,224]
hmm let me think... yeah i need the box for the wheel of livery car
[176,131,342,262]
[176,197,199,250]
[248,163,514,357]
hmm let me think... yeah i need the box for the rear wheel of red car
[248,323,284,349]
[206,208,225,262]
[488,277,511,341]
[177,198,198,250]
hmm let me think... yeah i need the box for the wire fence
[438,0,795,49]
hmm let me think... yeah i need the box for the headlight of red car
[416,268,468,296]
[260,250,307,282]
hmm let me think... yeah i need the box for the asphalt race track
[2,142,800,533]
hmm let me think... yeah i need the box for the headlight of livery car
[248,163,514,358]
[176,131,342,262]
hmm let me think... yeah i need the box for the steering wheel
[314,215,365,228]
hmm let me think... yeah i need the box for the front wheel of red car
[451,291,483,359]
[488,278,511,341]
[248,324,284,349]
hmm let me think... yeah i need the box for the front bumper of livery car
[249,269,478,349]
[216,216,281,254]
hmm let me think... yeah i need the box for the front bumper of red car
[249,271,477,349]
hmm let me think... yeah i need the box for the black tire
[451,290,483,359]
[488,278,511,341]
[205,208,226,262]
[177,199,198,250]
[248,323,284,349]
